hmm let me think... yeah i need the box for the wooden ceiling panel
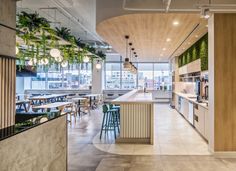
[96,13,208,62]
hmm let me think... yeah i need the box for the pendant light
[123,35,131,70]
[83,56,90,63]
[50,48,61,58]
[61,61,68,68]
[96,60,102,70]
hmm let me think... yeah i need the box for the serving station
[112,89,155,144]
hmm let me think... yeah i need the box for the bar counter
[112,89,155,144]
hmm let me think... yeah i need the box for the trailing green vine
[16,11,106,68]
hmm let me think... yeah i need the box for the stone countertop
[0,112,66,141]
[112,89,155,104]
[174,92,209,110]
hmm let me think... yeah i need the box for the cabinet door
[204,109,209,141]
[194,105,205,136]
[174,94,179,110]
[183,99,189,119]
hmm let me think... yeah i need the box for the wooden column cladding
[209,13,236,152]
[0,56,16,128]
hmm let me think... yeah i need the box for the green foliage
[16,11,106,68]
[200,38,208,71]
[17,11,50,32]
[178,34,208,71]
[55,27,72,41]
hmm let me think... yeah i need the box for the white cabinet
[194,105,209,140]
[204,109,210,141]
[182,98,189,119]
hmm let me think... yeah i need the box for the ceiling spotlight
[200,8,210,19]
[206,24,208,27]
[187,42,191,45]
[195,35,199,38]
[182,47,185,50]
[162,48,166,51]
[166,38,171,42]
[173,21,179,26]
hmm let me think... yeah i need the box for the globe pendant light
[61,61,68,68]
[83,56,90,63]
[42,58,49,65]
[50,48,61,58]
[55,55,63,62]
[96,60,102,70]
[123,35,131,70]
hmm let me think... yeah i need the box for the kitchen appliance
[188,102,194,125]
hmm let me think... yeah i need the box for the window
[154,63,171,91]
[31,63,92,90]
[138,63,154,90]
[105,63,121,89]
[104,62,171,90]
[121,65,137,89]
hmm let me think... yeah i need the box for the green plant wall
[178,34,208,71]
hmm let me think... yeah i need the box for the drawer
[194,105,205,136]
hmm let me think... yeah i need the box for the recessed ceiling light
[206,24,208,27]
[195,35,199,38]
[187,42,191,45]
[162,48,166,51]
[173,21,179,26]
[182,47,185,50]
[166,38,171,42]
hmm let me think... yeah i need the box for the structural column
[0,0,16,128]
[91,60,103,94]
[208,13,236,152]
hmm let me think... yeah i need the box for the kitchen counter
[174,92,208,109]
[112,89,154,103]
[112,89,155,144]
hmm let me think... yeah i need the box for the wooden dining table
[32,102,72,114]
[84,94,100,109]
[16,99,31,112]
[72,97,87,115]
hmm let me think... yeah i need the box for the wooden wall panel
[0,56,16,129]
[213,14,236,151]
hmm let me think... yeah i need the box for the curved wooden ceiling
[96,13,208,62]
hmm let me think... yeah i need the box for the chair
[79,98,90,116]
[64,103,77,124]
[100,104,120,139]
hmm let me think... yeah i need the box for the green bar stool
[100,104,119,139]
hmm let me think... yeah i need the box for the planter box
[179,59,200,75]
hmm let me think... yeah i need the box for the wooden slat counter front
[112,89,155,144]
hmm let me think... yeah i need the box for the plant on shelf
[17,11,50,32]
[55,27,73,41]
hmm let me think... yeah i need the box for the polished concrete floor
[68,104,236,171]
